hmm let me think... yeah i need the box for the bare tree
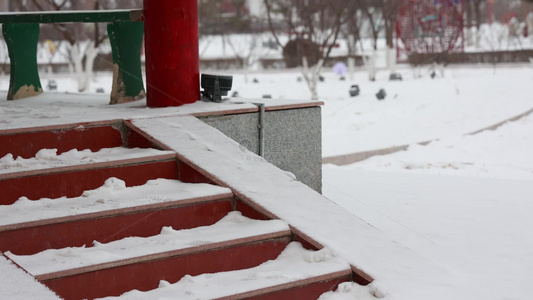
[340,1,362,80]
[23,0,107,92]
[359,0,400,78]
[381,0,400,73]
[223,33,275,82]
[263,0,349,100]
[359,0,384,81]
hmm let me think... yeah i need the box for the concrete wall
[198,106,322,193]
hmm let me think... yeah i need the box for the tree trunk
[474,1,482,49]
[302,57,323,101]
[386,46,396,73]
[365,50,378,82]
[70,43,86,92]
[347,34,356,80]
[465,0,473,46]
[83,42,98,93]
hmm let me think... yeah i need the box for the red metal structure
[144,0,200,107]
[396,0,464,55]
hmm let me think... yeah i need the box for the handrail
[0,9,143,24]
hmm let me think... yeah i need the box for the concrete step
[0,177,233,255]
[0,149,179,205]
[96,242,352,300]
[6,212,292,300]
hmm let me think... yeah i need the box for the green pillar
[108,21,145,105]
[2,23,43,100]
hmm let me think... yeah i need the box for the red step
[54,242,352,300]
[0,153,179,205]
[0,121,124,159]
[0,178,234,255]
[7,212,292,299]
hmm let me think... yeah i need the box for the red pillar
[143,0,200,107]
[488,0,494,25]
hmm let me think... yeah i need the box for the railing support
[2,23,43,100]
[108,21,146,104]
[143,0,200,107]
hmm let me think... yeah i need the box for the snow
[132,115,458,299]
[0,147,173,175]
[323,169,533,300]
[221,66,533,157]
[0,255,59,300]
[0,81,318,131]
[343,113,533,180]
[1,62,532,299]
[6,211,289,277]
[0,177,231,227]
[321,93,533,300]
[97,242,354,300]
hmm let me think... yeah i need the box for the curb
[322,107,533,166]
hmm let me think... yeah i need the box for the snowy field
[1,62,533,299]
[228,64,533,299]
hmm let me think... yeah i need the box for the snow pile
[0,178,231,226]
[319,282,384,300]
[97,242,352,300]
[0,147,173,174]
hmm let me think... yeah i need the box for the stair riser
[232,275,352,300]
[125,122,217,185]
[0,159,179,205]
[42,237,291,300]
[0,124,124,159]
[0,200,233,255]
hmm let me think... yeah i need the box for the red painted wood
[43,238,291,300]
[0,125,123,159]
[351,270,373,286]
[291,233,320,252]
[126,125,159,149]
[0,200,232,255]
[179,160,214,184]
[143,0,200,107]
[235,198,271,221]
[0,159,179,205]
[244,276,351,300]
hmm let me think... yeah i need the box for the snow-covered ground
[1,61,532,299]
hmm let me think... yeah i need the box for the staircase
[0,120,362,299]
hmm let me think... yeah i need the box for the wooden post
[143,0,200,107]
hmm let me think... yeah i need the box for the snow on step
[6,212,290,277]
[97,242,351,300]
[0,177,232,228]
[0,147,174,175]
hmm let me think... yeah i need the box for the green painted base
[108,21,145,105]
[2,23,43,100]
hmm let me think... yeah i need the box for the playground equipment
[396,0,464,55]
